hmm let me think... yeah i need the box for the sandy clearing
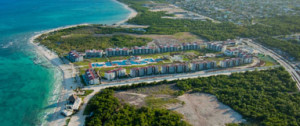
[115,92,147,107]
[169,93,245,126]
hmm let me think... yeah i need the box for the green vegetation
[226,123,240,126]
[205,56,232,62]
[37,33,151,55]
[134,84,177,95]
[176,67,300,125]
[117,84,183,108]
[122,0,300,38]
[81,90,94,97]
[145,96,180,108]
[257,54,278,66]
[120,0,300,60]
[84,89,190,126]
[256,37,300,60]
[64,118,70,126]
[107,67,300,125]
[121,0,241,41]
[246,16,300,37]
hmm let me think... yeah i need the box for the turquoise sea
[0,0,130,125]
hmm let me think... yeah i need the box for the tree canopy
[85,89,190,126]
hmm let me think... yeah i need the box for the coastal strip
[29,0,138,126]
[112,0,138,25]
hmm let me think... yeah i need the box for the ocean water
[0,0,130,125]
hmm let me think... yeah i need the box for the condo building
[132,46,157,55]
[224,49,240,56]
[206,42,227,52]
[68,50,83,62]
[130,66,159,77]
[105,47,129,57]
[181,42,200,51]
[220,57,250,68]
[175,63,190,73]
[159,44,180,53]
[84,69,100,85]
[190,61,216,71]
[161,63,190,74]
[85,49,103,58]
[104,68,126,80]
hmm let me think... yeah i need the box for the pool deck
[91,58,161,68]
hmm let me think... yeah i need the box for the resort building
[84,69,100,85]
[181,42,200,51]
[176,63,190,73]
[224,49,240,56]
[168,65,176,74]
[115,47,130,56]
[237,51,253,64]
[220,59,230,68]
[104,71,116,81]
[159,44,180,53]
[68,50,83,62]
[232,58,242,66]
[161,63,189,74]
[147,65,159,75]
[206,42,227,52]
[206,61,217,69]
[224,40,238,46]
[130,67,145,77]
[190,61,216,71]
[85,49,103,58]
[132,46,157,55]
[242,56,253,64]
[130,66,159,77]
[220,58,245,68]
[105,47,130,57]
[104,68,126,80]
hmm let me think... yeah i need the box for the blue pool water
[92,58,162,67]
[0,0,130,125]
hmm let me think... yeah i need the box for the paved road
[246,41,300,90]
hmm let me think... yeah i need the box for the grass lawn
[205,57,228,61]
[145,96,180,108]
[81,90,94,96]
[133,84,177,95]
[257,54,278,66]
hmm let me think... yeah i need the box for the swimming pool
[91,58,162,68]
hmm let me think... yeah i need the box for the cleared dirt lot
[169,93,246,126]
[114,85,245,126]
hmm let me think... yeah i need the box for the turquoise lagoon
[0,0,130,125]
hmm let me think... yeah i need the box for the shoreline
[112,0,138,25]
[29,0,138,125]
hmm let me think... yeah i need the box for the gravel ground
[168,93,246,126]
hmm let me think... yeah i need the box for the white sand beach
[112,0,138,25]
[29,0,138,126]
[30,35,82,126]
